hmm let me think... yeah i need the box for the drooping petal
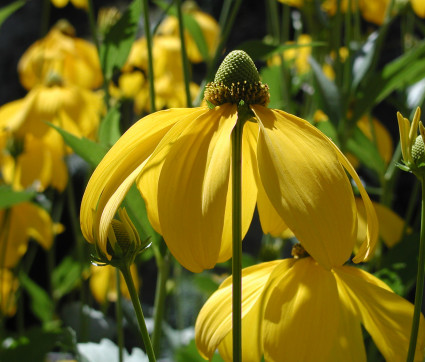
[334,265,425,361]
[216,120,259,262]
[263,257,340,362]
[253,105,357,268]
[195,260,283,360]
[331,145,378,263]
[81,108,204,246]
[139,105,237,272]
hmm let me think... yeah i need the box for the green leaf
[0,327,74,362]
[315,120,339,146]
[52,256,82,300]
[260,65,285,109]
[346,125,386,176]
[0,186,36,209]
[351,31,379,90]
[49,123,109,167]
[309,57,342,126]
[352,40,425,122]
[0,0,25,29]
[237,40,325,61]
[99,0,142,81]
[19,271,54,324]
[174,339,224,362]
[98,104,122,147]
[182,12,209,62]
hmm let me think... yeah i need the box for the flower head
[195,251,425,361]
[81,50,377,272]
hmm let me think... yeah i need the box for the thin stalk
[142,0,156,112]
[406,175,425,362]
[116,268,124,362]
[120,264,156,361]
[152,246,171,355]
[40,0,51,37]
[175,0,192,107]
[231,118,243,362]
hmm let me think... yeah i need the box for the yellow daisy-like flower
[411,0,425,18]
[157,1,220,63]
[0,76,103,152]
[18,20,101,90]
[122,35,200,113]
[0,202,62,268]
[195,254,425,361]
[80,50,377,272]
[2,134,68,192]
[50,0,88,10]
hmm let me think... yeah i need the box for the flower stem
[152,243,171,355]
[120,264,156,361]
[231,118,243,362]
[407,175,425,362]
[115,268,124,362]
[175,0,192,108]
[142,0,156,112]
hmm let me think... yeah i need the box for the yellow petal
[81,108,202,247]
[331,145,378,263]
[253,105,357,268]
[140,105,237,272]
[217,119,259,262]
[0,269,19,317]
[356,198,407,249]
[334,265,425,361]
[263,257,340,361]
[195,260,283,360]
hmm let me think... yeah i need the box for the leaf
[0,186,35,209]
[49,123,109,167]
[174,339,224,362]
[346,125,386,176]
[351,31,379,90]
[0,0,25,28]
[99,0,142,81]
[237,39,325,61]
[98,104,122,147]
[315,120,339,146]
[0,327,73,362]
[260,65,286,109]
[182,13,209,62]
[309,57,342,126]
[52,256,82,300]
[352,40,425,122]
[19,271,53,324]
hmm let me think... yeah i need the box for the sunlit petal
[81,108,201,245]
[334,266,425,361]
[263,257,340,361]
[142,105,237,272]
[253,105,356,268]
[195,260,282,360]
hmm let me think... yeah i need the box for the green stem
[142,0,156,112]
[40,0,51,37]
[175,0,192,108]
[231,117,243,362]
[120,264,156,361]
[116,268,124,362]
[406,175,425,362]
[152,245,171,355]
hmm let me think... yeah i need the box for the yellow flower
[322,0,390,25]
[0,78,103,152]
[0,269,19,317]
[81,50,377,272]
[89,264,139,304]
[18,20,101,90]
[2,134,68,192]
[411,0,425,18]
[0,202,62,268]
[157,1,220,63]
[196,255,425,361]
[276,0,304,7]
[50,0,88,10]
[122,35,199,112]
